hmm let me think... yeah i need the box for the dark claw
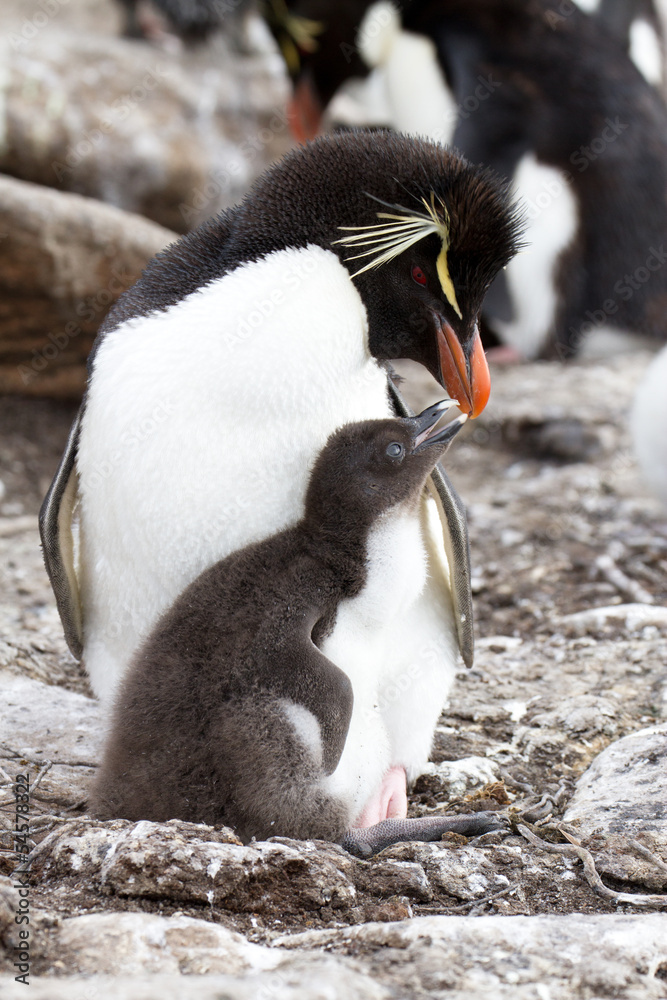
[341,810,507,858]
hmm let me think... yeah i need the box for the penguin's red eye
[412,266,427,286]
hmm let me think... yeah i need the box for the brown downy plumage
[91,403,503,856]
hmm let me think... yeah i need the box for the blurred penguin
[631,344,667,509]
[573,0,666,89]
[117,0,251,43]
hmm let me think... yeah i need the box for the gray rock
[0,28,290,234]
[0,961,393,1000]
[0,671,102,808]
[419,755,500,797]
[36,813,623,919]
[421,844,512,901]
[564,723,667,889]
[3,912,666,999]
[46,911,281,976]
[275,913,667,999]
[527,694,620,738]
[37,819,357,915]
[358,859,433,902]
[0,174,174,398]
[560,603,667,638]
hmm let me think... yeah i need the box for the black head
[261,0,373,126]
[304,399,466,531]
[238,131,523,419]
[100,133,521,417]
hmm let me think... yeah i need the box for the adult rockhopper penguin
[91,403,502,855]
[41,131,521,825]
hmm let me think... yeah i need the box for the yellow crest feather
[335,192,462,318]
[265,0,325,72]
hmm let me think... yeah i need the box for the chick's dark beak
[410,399,467,453]
[435,317,491,419]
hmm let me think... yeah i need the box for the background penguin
[116,0,236,42]
[91,402,502,856]
[573,0,666,88]
[270,0,667,363]
[631,343,667,509]
[41,131,521,823]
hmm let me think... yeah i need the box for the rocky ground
[1,353,666,997]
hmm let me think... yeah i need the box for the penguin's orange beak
[288,74,323,143]
[435,320,491,419]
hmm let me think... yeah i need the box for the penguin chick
[91,402,502,856]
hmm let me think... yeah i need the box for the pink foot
[353,766,408,828]
[485,345,525,364]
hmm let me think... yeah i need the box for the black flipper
[387,378,474,669]
[256,628,354,776]
[38,409,83,660]
[342,810,505,858]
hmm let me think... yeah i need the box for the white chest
[320,510,428,691]
[496,153,579,358]
[318,508,432,815]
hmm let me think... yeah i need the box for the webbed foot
[342,810,507,859]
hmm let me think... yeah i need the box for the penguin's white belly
[631,345,667,508]
[319,504,456,818]
[497,154,579,358]
[78,245,394,702]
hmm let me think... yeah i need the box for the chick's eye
[412,265,427,286]
[386,442,404,458]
